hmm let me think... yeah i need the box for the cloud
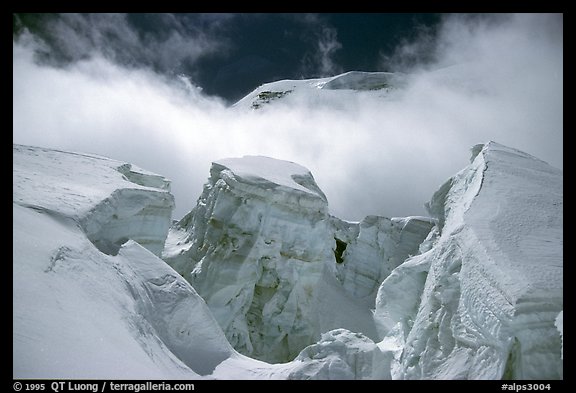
[313,26,343,76]
[17,13,230,78]
[298,16,343,77]
[414,13,563,165]
[13,13,562,222]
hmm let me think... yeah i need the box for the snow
[13,203,201,378]
[334,215,435,303]
[12,145,236,378]
[164,156,335,363]
[374,141,563,379]
[555,311,563,360]
[321,71,405,91]
[13,144,174,256]
[232,70,403,110]
[13,140,562,380]
[163,154,442,365]
[287,329,390,380]
[213,155,328,202]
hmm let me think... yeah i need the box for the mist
[13,13,562,222]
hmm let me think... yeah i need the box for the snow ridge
[374,141,563,379]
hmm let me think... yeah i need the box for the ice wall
[374,141,563,379]
[164,156,334,363]
[333,215,434,303]
[164,154,441,364]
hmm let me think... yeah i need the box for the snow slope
[13,145,233,378]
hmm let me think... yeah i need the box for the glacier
[163,155,335,363]
[374,142,563,379]
[13,139,562,380]
[13,145,231,378]
[162,155,434,363]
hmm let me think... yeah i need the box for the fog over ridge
[13,13,562,221]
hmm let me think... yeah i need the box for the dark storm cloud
[13,13,562,221]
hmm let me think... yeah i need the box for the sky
[13,13,442,102]
[13,13,563,222]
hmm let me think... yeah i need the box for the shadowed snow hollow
[374,141,563,379]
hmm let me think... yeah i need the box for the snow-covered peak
[233,70,404,110]
[471,140,554,165]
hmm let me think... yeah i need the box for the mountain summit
[233,70,405,110]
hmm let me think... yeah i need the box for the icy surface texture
[14,141,562,380]
[555,311,563,360]
[13,144,174,256]
[374,141,563,379]
[164,155,439,364]
[333,215,435,302]
[288,329,391,380]
[164,156,334,363]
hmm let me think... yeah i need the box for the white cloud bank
[13,13,562,221]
